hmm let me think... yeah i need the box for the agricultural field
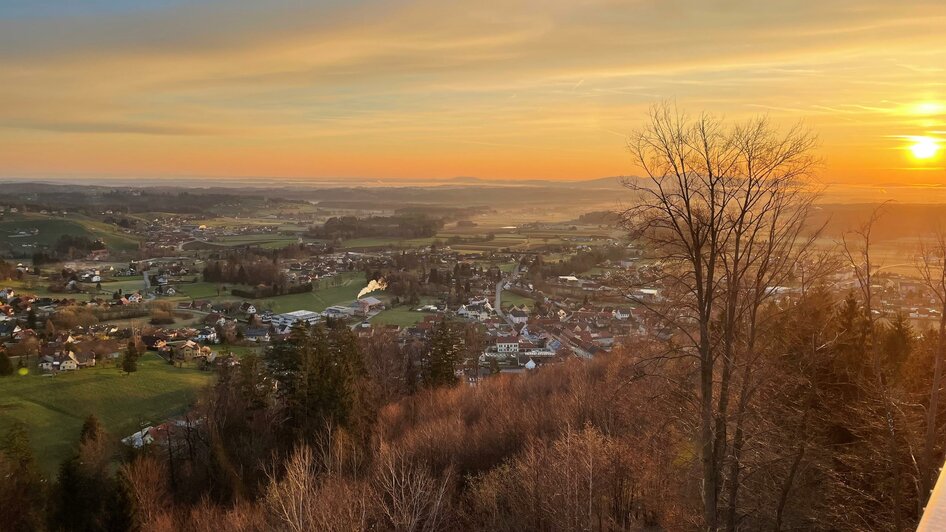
[182,234,300,250]
[242,273,368,314]
[369,306,435,327]
[812,236,922,276]
[97,278,147,295]
[501,290,535,309]
[172,281,253,300]
[2,278,64,298]
[339,237,436,250]
[0,214,140,252]
[0,273,147,299]
[0,354,213,475]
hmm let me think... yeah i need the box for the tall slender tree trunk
[725,363,753,531]
[775,441,806,531]
[923,312,946,501]
[701,324,718,530]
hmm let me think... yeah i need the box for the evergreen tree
[0,423,46,531]
[80,414,106,444]
[0,350,13,376]
[50,416,117,532]
[105,469,137,532]
[268,321,369,441]
[121,341,139,373]
[882,312,913,372]
[425,319,463,387]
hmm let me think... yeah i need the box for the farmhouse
[243,327,271,342]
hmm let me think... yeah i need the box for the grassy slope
[501,290,535,309]
[0,354,212,475]
[252,273,366,313]
[0,214,140,251]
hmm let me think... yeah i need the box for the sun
[910,137,940,160]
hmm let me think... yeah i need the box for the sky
[1,0,945,186]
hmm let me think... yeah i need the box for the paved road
[140,271,156,301]
[494,263,520,326]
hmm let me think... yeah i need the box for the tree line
[307,214,444,241]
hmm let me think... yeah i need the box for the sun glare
[909,101,946,116]
[910,136,940,160]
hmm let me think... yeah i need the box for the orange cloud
[0,0,944,183]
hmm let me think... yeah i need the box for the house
[141,334,169,350]
[121,426,155,448]
[240,302,257,315]
[496,336,520,353]
[508,308,529,325]
[0,321,20,338]
[39,353,80,372]
[458,302,492,321]
[176,340,201,360]
[243,327,271,342]
[196,328,218,344]
[202,313,226,327]
[629,288,660,303]
[613,308,632,320]
[38,357,54,372]
[155,285,176,296]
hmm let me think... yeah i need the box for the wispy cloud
[0,0,944,182]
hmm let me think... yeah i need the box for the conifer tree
[51,415,117,531]
[0,423,46,531]
[424,319,462,387]
[121,341,139,373]
[0,350,13,376]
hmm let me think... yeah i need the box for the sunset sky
[1,0,945,185]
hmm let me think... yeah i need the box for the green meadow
[0,354,212,475]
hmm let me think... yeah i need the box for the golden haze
[0,0,944,185]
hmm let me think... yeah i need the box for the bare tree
[841,204,908,531]
[916,229,946,502]
[373,443,452,532]
[264,445,319,532]
[623,102,819,530]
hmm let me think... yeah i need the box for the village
[3,234,943,384]
[0,243,641,379]
[2,193,945,479]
